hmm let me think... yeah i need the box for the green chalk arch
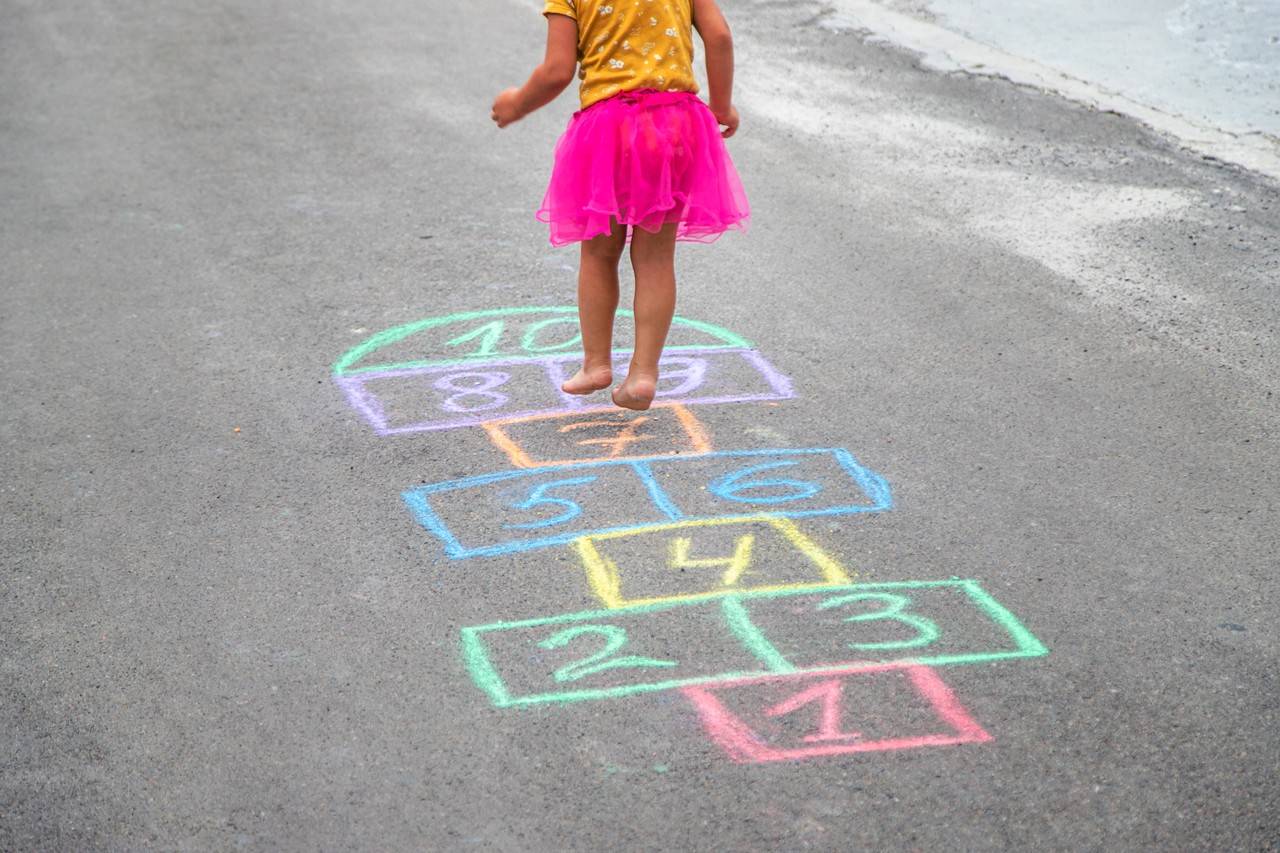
[332,306,753,377]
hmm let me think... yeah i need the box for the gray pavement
[2,0,1278,849]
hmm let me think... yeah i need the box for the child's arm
[492,15,578,128]
[691,0,738,138]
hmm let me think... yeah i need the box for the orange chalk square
[482,404,712,469]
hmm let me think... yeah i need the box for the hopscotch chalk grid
[333,308,1048,764]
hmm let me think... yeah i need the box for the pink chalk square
[681,664,992,763]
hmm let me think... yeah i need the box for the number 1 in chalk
[764,678,861,743]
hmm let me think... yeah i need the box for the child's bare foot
[561,365,613,395]
[611,375,657,411]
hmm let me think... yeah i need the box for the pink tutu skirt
[537,89,750,247]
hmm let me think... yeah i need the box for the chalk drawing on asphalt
[459,579,1046,707]
[683,664,993,763]
[573,516,853,608]
[331,305,1047,764]
[483,404,713,469]
[402,448,893,560]
[334,308,793,435]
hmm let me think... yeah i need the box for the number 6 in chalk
[709,460,823,505]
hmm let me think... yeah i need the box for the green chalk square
[740,578,1049,671]
[460,596,776,707]
[460,579,1048,707]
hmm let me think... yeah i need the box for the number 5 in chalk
[538,625,679,683]
[504,476,598,531]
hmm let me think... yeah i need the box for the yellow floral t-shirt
[542,0,699,109]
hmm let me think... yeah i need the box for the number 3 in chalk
[817,592,940,651]
[538,625,678,683]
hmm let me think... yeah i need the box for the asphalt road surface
[3,0,1278,849]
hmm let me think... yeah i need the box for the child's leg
[613,222,677,411]
[562,221,628,395]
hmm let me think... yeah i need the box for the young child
[492,0,749,410]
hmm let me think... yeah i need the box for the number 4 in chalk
[764,678,861,743]
[668,534,755,586]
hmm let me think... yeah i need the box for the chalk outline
[332,306,752,376]
[335,347,794,435]
[403,448,893,560]
[682,663,993,762]
[483,403,714,469]
[574,516,853,608]
[459,579,1048,707]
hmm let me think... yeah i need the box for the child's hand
[491,88,523,128]
[712,104,740,138]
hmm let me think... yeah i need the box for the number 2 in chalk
[764,678,861,744]
[538,625,678,683]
